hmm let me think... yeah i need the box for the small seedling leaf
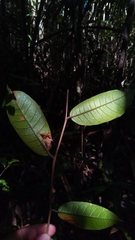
[0,158,7,168]
[7,159,20,167]
[0,179,10,191]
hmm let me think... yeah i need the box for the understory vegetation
[0,0,135,239]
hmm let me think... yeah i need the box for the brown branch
[61,174,73,201]
[46,90,69,233]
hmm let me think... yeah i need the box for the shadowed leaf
[6,88,52,156]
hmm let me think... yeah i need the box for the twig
[81,126,84,156]
[46,90,69,233]
[61,174,73,201]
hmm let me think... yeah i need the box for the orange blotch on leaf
[40,132,52,150]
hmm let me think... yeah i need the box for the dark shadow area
[0,1,135,239]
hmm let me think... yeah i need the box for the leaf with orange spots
[6,87,52,156]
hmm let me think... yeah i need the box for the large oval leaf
[58,201,120,230]
[70,90,134,126]
[6,88,52,156]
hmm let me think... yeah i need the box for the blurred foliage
[0,0,135,239]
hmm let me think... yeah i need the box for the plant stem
[46,90,69,233]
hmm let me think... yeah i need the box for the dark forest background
[1,0,135,239]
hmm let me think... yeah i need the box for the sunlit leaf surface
[70,90,134,126]
[58,201,120,230]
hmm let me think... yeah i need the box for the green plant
[1,1,135,239]
[5,86,134,235]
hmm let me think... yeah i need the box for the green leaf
[7,159,20,167]
[58,201,120,230]
[121,228,132,240]
[70,90,134,126]
[6,88,52,156]
[0,179,10,192]
[0,158,7,168]
[0,158,19,167]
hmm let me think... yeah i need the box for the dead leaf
[40,133,52,150]
[110,226,119,235]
